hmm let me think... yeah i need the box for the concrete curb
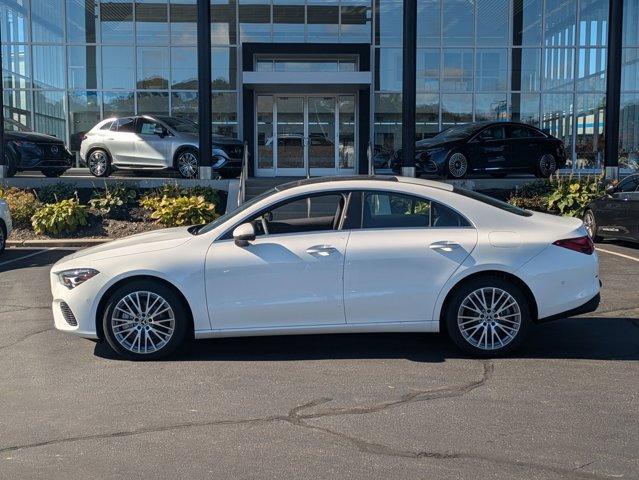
[7,238,113,248]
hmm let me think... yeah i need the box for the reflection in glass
[475,49,508,91]
[542,93,573,165]
[621,48,639,91]
[170,1,197,45]
[257,95,274,169]
[3,89,32,128]
[67,0,98,43]
[575,93,605,169]
[307,5,338,43]
[340,5,371,43]
[623,0,639,47]
[137,91,169,116]
[273,5,304,42]
[68,91,100,151]
[443,0,474,47]
[477,0,508,46]
[239,3,271,42]
[376,48,402,91]
[1,0,29,43]
[442,49,473,92]
[338,96,356,169]
[511,92,541,126]
[137,47,169,89]
[211,47,236,89]
[513,0,542,46]
[374,92,402,151]
[441,93,473,125]
[32,0,64,42]
[375,0,402,46]
[136,2,169,45]
[542,48,575,92]
[417,0,439,47]
[211,0,237,45]
[103,91,135,118]
[171,91,198,122]
[171,47,198,89]
[212,91,237,137]
[576,48,606,92]
[102,46,135,90]
[416,93,439,139]
[578,0,608,46]
[475,93,508,121]
[511,48,541,92]
[68,46,99,90]
[276,96,304,169]
[416,49,439,92]
[33,46,65,89]
[544,0,576,47]
[34,90,66,139]
[100,1,134,43]
[308,97,336,169]
[619,93,639,171]
[2,43,30,89]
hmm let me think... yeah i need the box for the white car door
[107,117,138,164]
[134,118,171,167]
[205,193,349,330]
[344,190,478,324]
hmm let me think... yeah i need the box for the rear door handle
[306,245,337,256]
[429,241,461,252]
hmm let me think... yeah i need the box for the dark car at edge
[584,173,639,244]
[394,121,567,179]
[3,119,73,178]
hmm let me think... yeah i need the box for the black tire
[6,165,17,178]
[446,151,469,179]
[583,209,602,243]
[87,149,111,177]
[489,171,508,178]
[102,280,189,360]
[535,153,557,178]
[445,276,531,357]
[175,148,199,179]
[0,220,6,254]
[42,169,64,178]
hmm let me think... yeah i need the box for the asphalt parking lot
[0,244,638,479]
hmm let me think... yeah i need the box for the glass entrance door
[255,94,357,177]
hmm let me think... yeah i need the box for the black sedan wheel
[536,154,557,178]
[88,149,111,177]
[446,152,469,178]
[583,210,602,242]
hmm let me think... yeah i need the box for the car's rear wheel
[102,280,189,360]
[42,169,64,178]
[88,149,111,177]
[445,277,531,356]
[446,152,469,178]
[176,149,198,179]
[535,153,557,178]
[583,209,602,242]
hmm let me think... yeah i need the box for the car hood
[55,227,194,264]
[4,131,63,143]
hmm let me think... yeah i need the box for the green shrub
[32,197,88,235]
[37,182,77,204]
[508,195,549,212]
[89,183,137,219]
[513,179,553,199]
[147,184,221,205]
[142,195,217,227]
[546,174,604,217]
[0,187,41,228]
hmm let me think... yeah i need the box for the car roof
[274,176,454,192]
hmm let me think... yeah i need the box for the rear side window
[111,118,135,132]
[360,191,470,229]
[454,187,533,217]
[100,121,113,130]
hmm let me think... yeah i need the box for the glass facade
[0,0,624,172]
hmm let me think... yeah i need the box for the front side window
[361,192,470,229]
[617,176,639,193]
[477,126,506,141]
[137,118,160,135]
[111,117,135,132]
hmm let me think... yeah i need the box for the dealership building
[0,0,637,178]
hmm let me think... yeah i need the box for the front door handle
[429,241,461,252]
[306,245,337,256]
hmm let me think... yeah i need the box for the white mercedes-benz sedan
[51,176,600,360]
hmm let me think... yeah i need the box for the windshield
[453,187,533,217]
[157,116,199,134]
[197,188,277,235]
[4,118,31,133]
[433,124,482,140]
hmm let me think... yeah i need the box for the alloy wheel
[448,153,468,178]
[89,151,108,176]
[457,287,522,351]
[177,152,198,178]
[111,291,176,355]
[538,154,557,177]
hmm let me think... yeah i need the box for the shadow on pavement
[0,249,72,274]
[94,316,639,363]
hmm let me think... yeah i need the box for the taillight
[553,235,594,255]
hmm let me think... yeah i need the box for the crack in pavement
[0,360,619,478]
[0,328,53,351]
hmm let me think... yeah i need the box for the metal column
[604,0,624,180]
[197,0,212,179]
[401,0,417,178]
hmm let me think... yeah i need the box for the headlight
[11,140,38,149]
[57,268,99,289]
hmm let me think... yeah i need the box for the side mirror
[154,126,167,137]
[233,223,255,247]
[605,183,616,195]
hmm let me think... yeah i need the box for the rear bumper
[537,291,601,323]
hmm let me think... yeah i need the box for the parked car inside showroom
[0,198,12,254]
[394,121,567,179]
[3,118,73,178]
[584,173,639,244]
[80,115,244,179]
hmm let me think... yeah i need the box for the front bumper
[50,271,100,339]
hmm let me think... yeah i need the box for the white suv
[80,115,244,179]
[0,199,13,253]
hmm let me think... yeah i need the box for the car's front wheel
[88,149,111,177]
[446,152,469,178]
[583,209,602,242]
[445,276,531,356]
[102,280,189,360]
[175,149,199,179]
[535,153,557,178]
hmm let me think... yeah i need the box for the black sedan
[4,119,73,177]
[396,121,567,179]
[584,174,639,244]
